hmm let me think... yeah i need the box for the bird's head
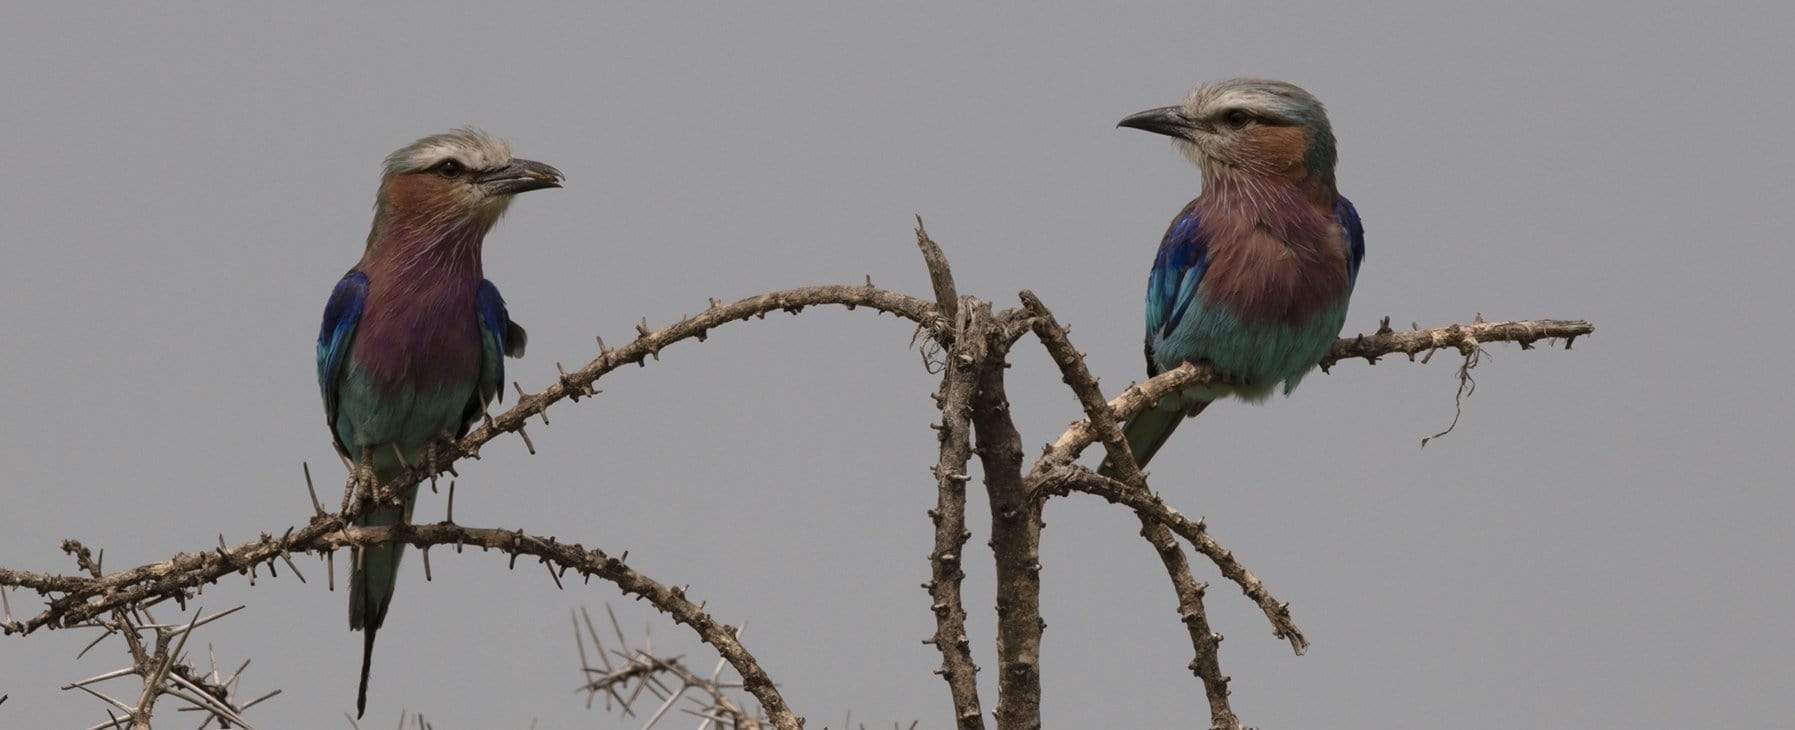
[372,127,563,238]
[1119,78,1336,189]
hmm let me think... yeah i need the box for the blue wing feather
[1334,195,1366,283]
[462,279,527,436]
[475,280,512,402]
[1144,202,1210,372]
[316,271,369,455]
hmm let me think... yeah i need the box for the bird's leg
[421,434,457,493]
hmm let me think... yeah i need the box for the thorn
[422,547,432,582]
[517,426,537,455]
[635,318,661,360]
[515,382,549,425]
[446,481,457,525]
[280,548,306,584]
[557,362,587,402]
[303,462,326,517]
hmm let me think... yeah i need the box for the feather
[317,271,369,457]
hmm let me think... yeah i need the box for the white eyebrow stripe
[383,127,514,176]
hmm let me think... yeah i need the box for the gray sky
[2,2,1790,728]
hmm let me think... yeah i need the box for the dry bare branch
[0,219,1593,728]
[1031,318,1594,480]
[969,332,1043,730]
[52,545,273,730]
[574,604,763,730]
[924,296,990,730]
[6,523,799,729]
[1038,466,1305,659]
[1017,291,1244,728]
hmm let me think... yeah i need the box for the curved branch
[4,518,802,729]
[1031,318,1594,479]
[1019,292,1306,652]
[6,281,945,727]
[1017,291,1245,728]
[371,284,942,498]
[1037,465,1304,659]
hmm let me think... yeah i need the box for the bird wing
[317,271,370,457]
[465,279,526,434]
[1334,195,1366,284]
[1144,201,1211,374]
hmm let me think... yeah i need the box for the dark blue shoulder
[1146,201,1211,340]
[318,271,368,347]
[476,280,527,405]
[316,271,369,454]
[1334,195,1366,280]
[476,279,526,355]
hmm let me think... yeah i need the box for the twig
[914,216,959,323]
[1320,317,1591,369]
[574,605,764,730]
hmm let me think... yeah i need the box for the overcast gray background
[3,2,1791,728]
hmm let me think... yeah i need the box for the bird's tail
[349,484,416,718]
[1102,399,1211,477]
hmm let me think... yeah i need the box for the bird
[315,128,562,716]
[1112,79,1365,470]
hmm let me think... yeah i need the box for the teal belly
[1151,300,1347,403]
[333,366,475,475]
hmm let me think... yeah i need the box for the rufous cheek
[1244,126,1309,171]
[381,174,465,214]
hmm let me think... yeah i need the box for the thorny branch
[6,521,801,729]
[970,331,1042,730]
[923,309,990,727]
[0,219,1593,728]
[1018,291,1243,729]
[55,541,277,730]
[574,605,764,730]
[1029,317,1591,482]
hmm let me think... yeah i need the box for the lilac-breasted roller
[1113,79,1364,468]
[316,128,561,715]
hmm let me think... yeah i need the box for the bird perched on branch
[315,128,561,716]
[1113,79,1365,469]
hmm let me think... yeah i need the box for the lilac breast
[350,275,484,390]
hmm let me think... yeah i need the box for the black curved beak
[476,158,565,196]
[1117,106,1197,139]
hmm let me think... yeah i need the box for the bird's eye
[1223,110,1252,128]
[434,159,465,178]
